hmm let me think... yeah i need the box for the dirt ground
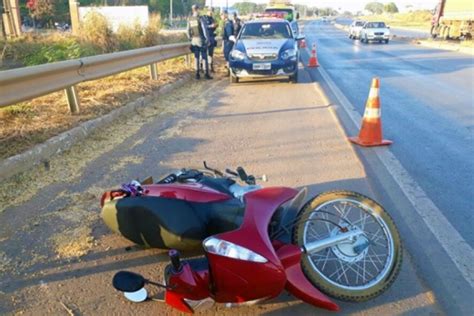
[0,57,193,160]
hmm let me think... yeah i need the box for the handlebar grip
[169,249,182,273]
[236,167,248,181]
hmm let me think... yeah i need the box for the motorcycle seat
[101,195,245,250]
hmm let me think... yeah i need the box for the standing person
[233,12,242,36]
[221,10,234,76]
[203,7,217,73]
[187,4,212,80]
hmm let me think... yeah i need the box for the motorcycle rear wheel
[293,191,402,302]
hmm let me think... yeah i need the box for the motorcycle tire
[293,190,402,302]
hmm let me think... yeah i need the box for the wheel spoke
[301,196,396,291]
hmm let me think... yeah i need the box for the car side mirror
[295,34,305,41]
[229,35,236,43]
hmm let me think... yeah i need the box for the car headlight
[230,50,245,61]
[203,237,268,263]
[281,49,296,60]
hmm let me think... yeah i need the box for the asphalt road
[0,65,439,313]
[301,20,473,315]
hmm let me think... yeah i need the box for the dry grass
[361,10,432,30]
[0,57,193,159]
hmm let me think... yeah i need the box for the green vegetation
[20,0,206,27]
[0,12,186,69]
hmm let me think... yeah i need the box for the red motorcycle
[101,162,402,313]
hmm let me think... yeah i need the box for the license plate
[253,63,271,70]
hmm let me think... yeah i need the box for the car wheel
[230,74,239,84]
[290,71,298,84]
[385,39,389,44]
[349,34,353,39]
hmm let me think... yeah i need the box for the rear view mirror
[113,271,148,303]
[295,34,305,41]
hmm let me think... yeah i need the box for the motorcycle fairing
[102,196,244,250]
[207,187,299,302]
[276,243,340,311]
[143,182,232,203]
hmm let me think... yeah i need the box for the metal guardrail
[0,42,192,113]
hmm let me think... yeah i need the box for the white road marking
[316,64,474,288]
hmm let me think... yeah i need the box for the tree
[384,2,399,14]
[233,2,260,16]
[29,0,55,24]
[365,2,384,15]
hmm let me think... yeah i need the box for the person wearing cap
[203,7,217,73]
[221,10,234,75]
[187,4,212,80]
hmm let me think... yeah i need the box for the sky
[206,1,440,13]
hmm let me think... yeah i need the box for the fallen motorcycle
[101,162,402,313]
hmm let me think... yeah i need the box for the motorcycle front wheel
[293,191,402,302]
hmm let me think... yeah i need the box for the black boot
[205,72,213,80]
[195,72,201,80]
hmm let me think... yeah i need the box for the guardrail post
[149,63,158,80]
[65,85,80,114]
[185,54,191,68]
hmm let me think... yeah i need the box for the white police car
[228,19,304,83]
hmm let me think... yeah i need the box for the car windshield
[240,22,292,39]
[366,22,386,28]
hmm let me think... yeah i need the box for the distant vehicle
[349,20,365,39]
[360,22,390,44]
[264,1,300,35]
[321,16,328,23]
[228,19,304,83]
[431,0,473,39]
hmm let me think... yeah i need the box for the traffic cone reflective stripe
[364,108,381,120]
[349,78,392,147]
[308,44,319,68]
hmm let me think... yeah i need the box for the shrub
[79,11,116,53]
[141,13,163,47]
[116,22,143,51]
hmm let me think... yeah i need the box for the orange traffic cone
[349,78,392,147]
[299,39,307,49]
[308,44,319,68]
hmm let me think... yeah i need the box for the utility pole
[169,0,173,26]
[2,0,21,38]
[69,0,80,35]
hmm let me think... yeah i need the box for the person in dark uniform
[221,10,234,75]
[203,7,217,73]
[233,12,242,36]
[187,4,212,80]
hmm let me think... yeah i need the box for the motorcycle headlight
[230,50,245,61]
[203,237,268,263]
[281,49,296,60]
